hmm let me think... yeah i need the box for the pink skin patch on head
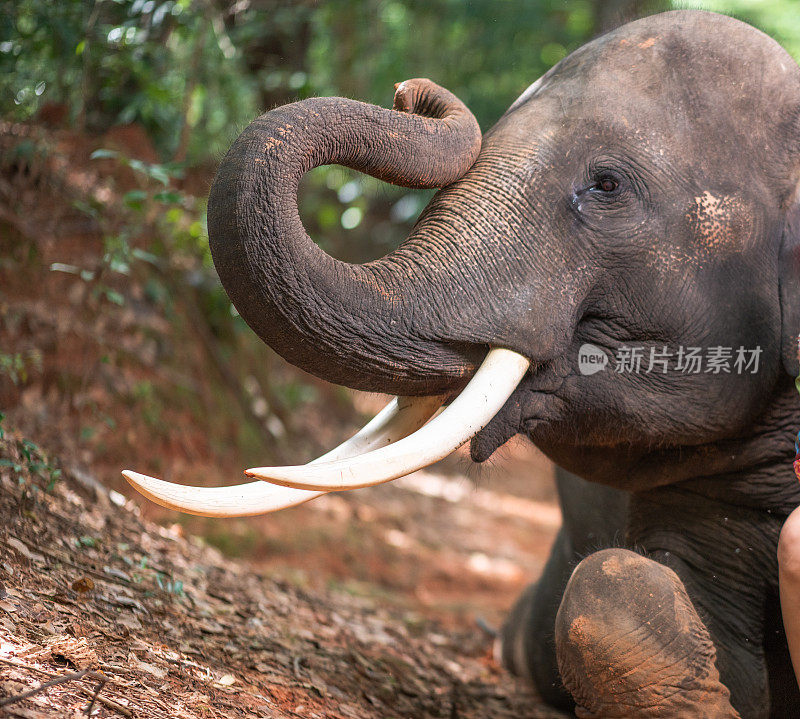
[687,192,752,256]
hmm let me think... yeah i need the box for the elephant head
[124,10,800,514]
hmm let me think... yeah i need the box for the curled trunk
[207,79,482,394]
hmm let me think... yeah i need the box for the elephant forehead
[487,12,800,214]
[591,10,795,91]
[507,11,799,143]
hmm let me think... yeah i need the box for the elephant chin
[470,406,523,462]
[469,375,552,462]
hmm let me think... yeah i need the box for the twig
[86,685,134,717]
[0,667,105,714]
[0,657,133,717]
[172,17,208,163]
[449,681,460,719]
[85,674,106,715]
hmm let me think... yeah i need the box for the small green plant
[50,149,192,312]
[130,379,163,429]
[0,432,62,491]
[0,350,42,385]
[93,149,207,268]
[155,571,184,596]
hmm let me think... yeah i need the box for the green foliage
[52,148,205,312]
[307,0,598,131]
[90,148,181,186]
[5,0,799,165]
[0,350,42,385]
[2,0,257,160]
[91,148,210,261]
[0,429,62,491]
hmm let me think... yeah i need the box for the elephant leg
[499,527,575,708]
[499,468,629,708]
[625,488,775,718]
[555,548,740,719]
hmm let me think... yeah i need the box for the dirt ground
[178,436,561,629]
[0,431,566,718]
[0,119,567,717]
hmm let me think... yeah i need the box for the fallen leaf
[215,673,236,687]
[7,537,44,562]
[45,635,98,669]
[71,576,95,593]
[133,658,168,680]
[0,616,16,632]
[117,614,143,631]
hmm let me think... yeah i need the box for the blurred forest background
[1,0,798,588]
[3,3,800,715]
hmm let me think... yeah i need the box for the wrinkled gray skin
[208,10,800,718]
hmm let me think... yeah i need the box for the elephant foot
[555,548,740,719]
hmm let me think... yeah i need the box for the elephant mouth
[122,347,530,517]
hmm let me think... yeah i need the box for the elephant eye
[572,170,626,211]
[593,174,619,194]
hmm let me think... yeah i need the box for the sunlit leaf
[123,189,148,210]
[90,149,119,160]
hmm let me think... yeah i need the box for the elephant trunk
[207,79,482,394]
[123,81,557,515]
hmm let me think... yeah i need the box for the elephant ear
[780,197,800,377]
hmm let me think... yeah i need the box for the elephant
[123,9,800,718]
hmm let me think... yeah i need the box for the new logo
[578,344,608,375]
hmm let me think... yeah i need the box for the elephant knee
[555,549,679,648]
[555,549,737,719]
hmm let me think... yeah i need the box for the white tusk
[121,394,444,517]
[246,347,529,491]
[120,470,325,518]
